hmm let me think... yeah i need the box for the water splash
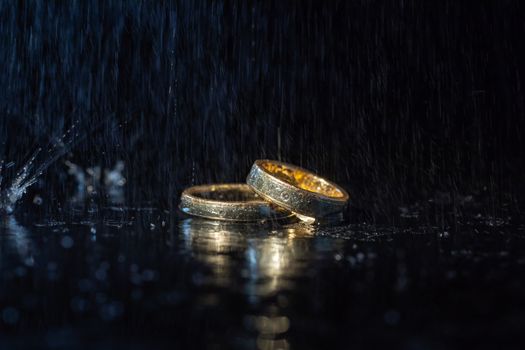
[0,120,80,214]
[104,161,126,204]
[66,160,126,205]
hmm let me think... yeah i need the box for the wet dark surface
[1,207,525,349]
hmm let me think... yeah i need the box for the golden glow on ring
[183,183,266,204]
[180,183,292,221]
[247,160,349,218]
[258,160,348,200]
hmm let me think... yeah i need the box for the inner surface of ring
[191,185,262,202]
[260,161,345,198]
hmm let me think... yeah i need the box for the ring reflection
[179,218,315,349]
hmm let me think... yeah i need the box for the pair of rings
[179,160,349,222]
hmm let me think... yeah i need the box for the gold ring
[246,160,349,219]
[179,183,292,222]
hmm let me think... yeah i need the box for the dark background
[1,0,524,219]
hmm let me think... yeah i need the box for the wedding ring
[179,183,292,222]
[246,160,349,218]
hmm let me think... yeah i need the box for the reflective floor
[1,208,525,349]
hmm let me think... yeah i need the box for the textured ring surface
[246,160,349,218]
[179,183,292,222]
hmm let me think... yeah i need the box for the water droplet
[2,307,20,325]
[60,236,74,249]
[33,195,43,205]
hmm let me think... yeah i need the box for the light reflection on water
[180,218,317,349]
[1,216,35,267]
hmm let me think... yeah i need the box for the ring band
[246,160,349,218]
[179,183,292,222]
